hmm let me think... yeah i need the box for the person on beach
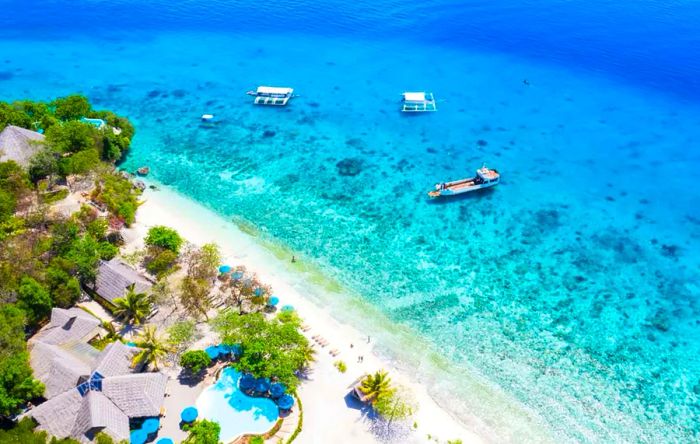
[367,335,371,344]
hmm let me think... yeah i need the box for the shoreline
[129,183,486,443]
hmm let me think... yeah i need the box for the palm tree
[132,325,172,370]
[101,321,120,340]
[359,370,393,404]
[113,284,152,325]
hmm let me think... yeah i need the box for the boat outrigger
[246,86,295,106]
[401,91,437,112]
[428,165,500,198]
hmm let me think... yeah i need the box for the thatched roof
[25,310,167,443]
[0,125,45,166]
[91,259,152,304]
[31,308,101,346]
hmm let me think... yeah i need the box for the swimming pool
[195,367,279,442]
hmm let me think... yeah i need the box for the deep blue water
[2,1,700,442]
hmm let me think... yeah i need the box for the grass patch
[41,188,69,204]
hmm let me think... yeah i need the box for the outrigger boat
[246,86,295,106]
[428,165,500,198]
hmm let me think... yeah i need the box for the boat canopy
[476,166,499,180]
[257,86,293,96]
[403,92,428,102]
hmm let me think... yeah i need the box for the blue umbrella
[230,343,242,356]
[180,406,198,423]
[239,374,256,391]
[281,305,294,312]
[268,296,280,306]
[218,265,232,274]
[130,429,147,444]
[205,345,221,360]
[156,439,174,444]
[232,271,243,280]
[255,377,271,393]
[254,287,263,296]
[142,417,160,434]
[270,383,286,398]
[277,394,295,410]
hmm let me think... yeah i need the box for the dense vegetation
[0,417,79,444]
[0,96,139,426]
[212,310,313,390]
[183,419,220,444]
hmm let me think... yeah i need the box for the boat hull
[428,181,498,198]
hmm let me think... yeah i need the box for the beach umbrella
[277,394,295,410]
[268,296,280,306]
[230,343,242,356]
[205,345,221,360]
[281,305,294,312]
[254,287,264,296]
[239,374,256,391]
[270,382,286,398]
[130,429,147,444]
[156,439,174,444]
[218,265,232,274]
[255,377,271,393]
[180,406,198,423]
[142,417,160,434]
[232,271,244,280]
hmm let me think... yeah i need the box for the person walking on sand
[291,255,296,263]
[367,335,371,344]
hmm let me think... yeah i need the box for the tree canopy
[145,226,184,253]
[183,419,220,444]
[211,311,313,390]
[0,305,44,416]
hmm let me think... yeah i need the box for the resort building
[24,308,167,443]
[87,259,153,308]
[0,125,45,167]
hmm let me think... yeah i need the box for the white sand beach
[127,184,483,444]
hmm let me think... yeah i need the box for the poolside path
[265,402,300,443]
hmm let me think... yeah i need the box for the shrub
[146,249,178,276]
[183,419,220,444]
[93,173,141,225]
[334,360,347,373]
[97,241,119,260]
[249,436,264,444]
[145,226,183,253]
[52,95,91,121]
[180,350,212,374]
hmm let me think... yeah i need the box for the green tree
[92,173,141,225]
[183,419,220,444]
[46,260,81,307]
[0,417,81,444]
[183,243,221,281]
[211,311,313,390]
[45,120,96,153]
[132,325,171,370]
[359,370,393,404]
[145,225,184,253]
[28,147,59,183]
[16,276,53,327]
[52,95,91,121]
[65,234,101,284]
[0,305,44,416]
[180,350,212,374]
[112,284,152,325]
[58,148,101,176]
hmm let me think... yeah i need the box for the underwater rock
[172,89,186,98]
[476,139,488,146]
[262,130,276,138]
[345,137,365,148]
[336,158,363,176]
[0,71,14,81]
[147,89,161,98]
[309,102,320,108]
[660,244,680,259]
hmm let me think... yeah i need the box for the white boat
[247,86,294,106]
[428,165,500,198]
[401,91,437,112]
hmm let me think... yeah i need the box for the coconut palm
[101,320,120,340]
[359,370,393,404]
[113,284,152,325]
[132,325,172,370]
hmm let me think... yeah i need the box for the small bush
[180,350,212,374]
[249,436,264,444]
[334,360,347,373]
[146,249,178,276]
[145,225,183,253]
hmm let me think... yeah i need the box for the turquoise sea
[2,1,700,442]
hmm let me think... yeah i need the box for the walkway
[265,399,300,444]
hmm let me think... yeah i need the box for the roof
[257,86,293,95]
[24,310,167,443]
[32,308,101,345]
[0,125,45,166]
[403,92,427,102]
[93,259,152,303]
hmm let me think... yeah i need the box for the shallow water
[2,1,700,442]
